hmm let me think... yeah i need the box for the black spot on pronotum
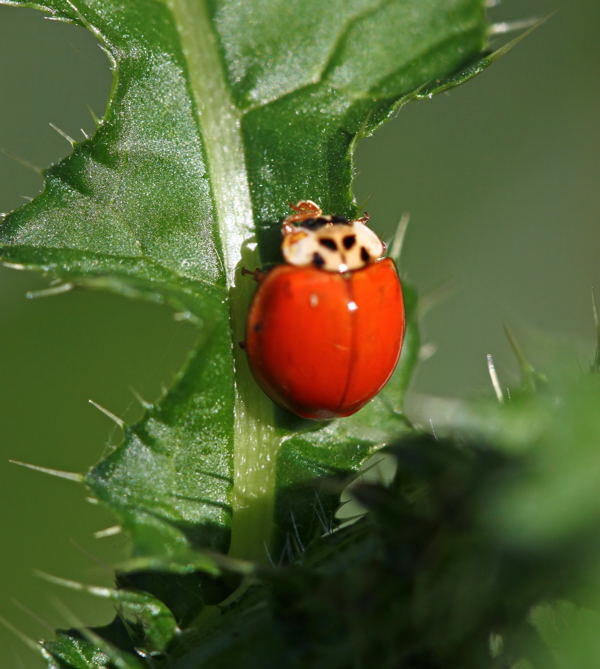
[319,238,337,251]
[331,215,350,224]
[360,247,370,263]
[313,252,325,268]
[302,217,329,230]
[343,234,356,250]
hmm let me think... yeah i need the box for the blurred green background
[0,1,598,666]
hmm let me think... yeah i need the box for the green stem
[168,0,280,562]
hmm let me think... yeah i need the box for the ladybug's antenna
[282,200,323,234]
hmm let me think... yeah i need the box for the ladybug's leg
[241,267,266,283]
[355,211,370,225]
[283,200,323,231]
[239,340,247,350]
[289,200,321,216]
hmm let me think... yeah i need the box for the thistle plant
[3,2,599,668]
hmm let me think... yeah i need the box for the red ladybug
[245,200,405,420]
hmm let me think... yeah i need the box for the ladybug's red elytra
[245,200,405,420]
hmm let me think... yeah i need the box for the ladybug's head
[281,200,385,273]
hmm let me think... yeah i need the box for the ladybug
[245,200,405,420]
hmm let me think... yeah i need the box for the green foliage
[0,0,491,561]
[8,1,596,668]
[36,375,600,667]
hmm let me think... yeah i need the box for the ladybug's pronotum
[244,200,405,420]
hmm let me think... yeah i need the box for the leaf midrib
[165,0,251,285]
[167,0,280,562]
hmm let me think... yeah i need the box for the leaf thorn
[129,387,154,410]
[314,491,333,534]
[486,353,505,402]
[94,524,122,539]
[0,614,46,657]
[129,386,154,411]
[8,459,83,483]
[43,14,73,24]
[388,212,410,263]
[488,14,553,61]
[34,570,113,600]
[419,342,437,362]
[263,541,275,567]
[0,149,42,175]
[26,282,74,299]
[289,511,305,553]
[174,310,194,322]
[89,399,125,428]
[86,104,101,126]
[503,323,546,391]
[490,17,540,36]
[49,122,76,147]
[11,599,54,633]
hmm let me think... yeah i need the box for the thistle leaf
[1,0,494,564]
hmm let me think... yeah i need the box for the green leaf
[0,0,492,565]
[43,633,113,669]
[531,601,600,669]
[37,571,178,655]
[42,394,600,669]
